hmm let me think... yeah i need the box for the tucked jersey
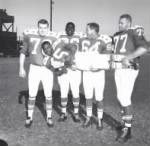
[79,34,112,53]
[113,26,148,55]
[52,32,81,62]
[21,29,57,66]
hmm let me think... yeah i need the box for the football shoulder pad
[130,25,144,36]
[98,34,112,44]
[47,31,59,38]
[23,29,38,36]
[131,25,144,30]
[74,32,84,38]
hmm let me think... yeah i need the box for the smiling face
[38,23,49,36]
[65,23,75,36]
[42,41,53,56]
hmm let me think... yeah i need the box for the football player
[19,19,57,128]
[113,14,148,143]
[52,22,82,122]
[80,23,112,130]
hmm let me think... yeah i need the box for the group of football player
[19,14,149,143]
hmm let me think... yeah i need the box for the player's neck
[119,27,131,32]
[38,31,48,37]
[88,33,99,39]
[66,33,74,37]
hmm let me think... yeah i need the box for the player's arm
[124,47,147,60]
[50,40,66,69]
[122,47,147,67]
[19,33,28,78]
[71,38,84,70]
[100,35,114,53]
[19,53,26,78]
[122,29,148,65]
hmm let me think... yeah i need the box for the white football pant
[115,69,139,107]
[83,70,105,101]
[58,69,81,97]
[28,64,53,97]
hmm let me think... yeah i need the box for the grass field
[0,56,149,146]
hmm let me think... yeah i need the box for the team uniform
[53,32,82,120]
[80,34,112,124]
[113,26,148,129]
[21,29,57,123]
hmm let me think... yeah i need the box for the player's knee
[29,91,38,98]
[46,96,52,101]
[28,96,36,101]
[120,100,131,107]
[44,93,52,98]
[95,98,103,102]
[60,92,68,98]
[95,94,104,101]
[72,92,79,98]
[85,95,93,100]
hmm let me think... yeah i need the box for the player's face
[66,24,75,36]
[119,18,131,31]
[86,25,96,37]
[43,43,53,56]
[38,23,49,36]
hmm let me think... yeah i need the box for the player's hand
[51,58,64,68]
[122,57,131,67]
[89,66,100,72]
[71,64,77,71]
[54,67,67,76]
[43,56,50,66]
[19,68,26,78]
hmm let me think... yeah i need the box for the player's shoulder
[128,25,144,37]
[57,32,68,39]
[23,28,38,36]
[58,32,83,38]
[80,34,88,41]
[53,32,66,47]
[74,32,84,38]
[130,25,144,31]
[98,34,112,44]
[58,31,65,36]
[113,31,122,37]
[47,31,58,37]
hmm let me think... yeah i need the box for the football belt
[73,52,111,70]
[111,54,139,70]
[73,53,138,71]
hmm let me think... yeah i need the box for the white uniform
[113,26,148,107]
[21,29,57,120]
[21,29,57,98]
[80,35,112,101]
[53,32,82,98]
[53,32,82,115]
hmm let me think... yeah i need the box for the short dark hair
[41,41,51,48]
[65,22,75,30]
[38,19,49,26]
[0,139,8,146]
[87,23,99,33]
[120,14,132,23]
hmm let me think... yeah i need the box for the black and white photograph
[0,0,149,146]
